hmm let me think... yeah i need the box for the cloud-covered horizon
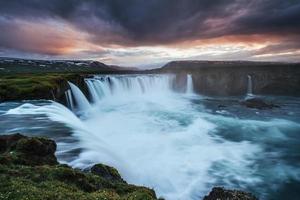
[0,0,300,67]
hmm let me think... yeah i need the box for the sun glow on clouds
[0,18,298,68]
[0,17,106,56]
[95,38,272,67]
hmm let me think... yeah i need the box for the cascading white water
[85,80,101,103]
[65,89,74,110]
[247,75,253,97]
[85,75,175,103]
[186,74,194,94]
[68,82,91,111]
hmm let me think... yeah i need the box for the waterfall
[65,89,74,110]
[247,75,254,97]
[84,75,174,103]
[68,82,91,111]
[186,74,194,94]
[85,80,101,103]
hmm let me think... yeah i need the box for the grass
[0,164,157,200]
[0,73,82,101]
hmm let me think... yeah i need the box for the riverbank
[0,73,88,102]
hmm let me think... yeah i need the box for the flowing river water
[0,74,300,200]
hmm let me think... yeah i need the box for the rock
[156,61,300,96]
[240,97,279,109]
[203,187,258,200]
[0,133,58,166]
[218,104,227,108]
[0,133,26,153]
[91,163,125,183]
[0,133,159,200]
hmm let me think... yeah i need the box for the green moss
[0,73,82,101]
[0,134,158,200]
[0,135,57,166]
[0,164,157,200]
[91,163,124,182]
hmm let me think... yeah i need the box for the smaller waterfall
[247,75,254,97]
[186,74,194,94]
[65,89,74,110]
[68,82,91,111]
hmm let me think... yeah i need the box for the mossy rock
[91,163,125,183]
[0,164,157,200]
[0,134,158,200]
[203,187,258,200]
[0,133,58,166]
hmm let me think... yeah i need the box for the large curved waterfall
[85,74,175,103]
[2,74,300,200]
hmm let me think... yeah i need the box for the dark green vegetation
[0,134,158,200]
[0,73,85,102]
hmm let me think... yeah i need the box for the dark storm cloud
[0,0,300,55]
[232,0,300,35]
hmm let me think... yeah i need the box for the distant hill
[0,57,136,74]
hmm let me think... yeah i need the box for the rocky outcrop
[91,163,125,183]
[156,61,300,96]
[0,133,158,200]
[240,97,279,109]
[0,133,58,166]
[203,187,258,200]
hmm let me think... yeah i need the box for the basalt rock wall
[157,61,300,96]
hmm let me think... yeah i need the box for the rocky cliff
[156,61,300,96]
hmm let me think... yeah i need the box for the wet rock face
[240,97,279,109]
[203,187,258,200]
[159,61,300,96]
[91,163,125,183]
[0,133,58,166]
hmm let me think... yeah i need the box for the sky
[0,0,300,67]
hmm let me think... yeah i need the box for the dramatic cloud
[0,0,299,66]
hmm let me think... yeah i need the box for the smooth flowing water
[1,74,300,200]
[247,75,254,98]
[186,74,194,94]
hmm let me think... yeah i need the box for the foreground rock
[203,187,258,200]
[0,133,58,166]
[240,97,279,109]
[91,163,125,183]
[0,134,157,200]
[0,134,258,200]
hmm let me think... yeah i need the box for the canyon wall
[156,61,300,96]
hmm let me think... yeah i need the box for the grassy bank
[0,73,84,102]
